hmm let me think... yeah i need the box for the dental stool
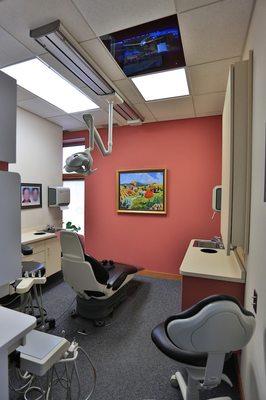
[151,295,255,400]
[60,231,141,325]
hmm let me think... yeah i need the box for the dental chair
[60,230,140,325]
[151,295,255,400]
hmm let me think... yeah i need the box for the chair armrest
[106,263,138,290]
[107,271,127,290]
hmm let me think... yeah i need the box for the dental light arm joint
[65,93,123,175]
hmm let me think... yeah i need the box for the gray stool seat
[152,322,208,367]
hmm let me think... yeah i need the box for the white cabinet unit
[221,54,253,257]
[0,71,16,163]
[21,232,61,277]
[45,237,61,276]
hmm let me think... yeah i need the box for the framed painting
[21,183,42,209]
[117,169,167,214]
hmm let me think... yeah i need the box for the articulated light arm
[83,100,113,156]
[65,94,122,175]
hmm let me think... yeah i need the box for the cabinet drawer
[30,241,45,254]
[22,250,46,265]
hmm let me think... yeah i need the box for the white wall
[10,107,63,231]
[241,1,266,399]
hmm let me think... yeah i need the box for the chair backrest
[60,230,85,262]
[167,295,255,354]
[60,230,105,297]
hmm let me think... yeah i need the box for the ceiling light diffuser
[131,68,189,101]
[2,58,99,113]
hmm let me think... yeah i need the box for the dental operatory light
[2,59,98,113]
[65,93,123,175]
[30,20,144,122]
[131,68,189,101]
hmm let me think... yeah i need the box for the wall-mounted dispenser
[48,186,70,208]
[212,185,222,212]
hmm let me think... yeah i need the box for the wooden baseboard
[138,269,182,280]
[234,353,245,400]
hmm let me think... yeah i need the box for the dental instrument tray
[22,261,46,277]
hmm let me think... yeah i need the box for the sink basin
[193,240,223,249]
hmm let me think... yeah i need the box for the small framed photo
[117,169,167,214]
[21,183,42,209]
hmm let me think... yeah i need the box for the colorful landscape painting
[117,169,167,214]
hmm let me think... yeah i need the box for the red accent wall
[0,162,8,170]
[64,116,222,274]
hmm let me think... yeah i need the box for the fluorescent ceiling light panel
[2,59,99,113]
[131,68,189,101]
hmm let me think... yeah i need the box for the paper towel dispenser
[212,185,222,212]
[48,186,70,207]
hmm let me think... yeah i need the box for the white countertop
[0,306,36,351]
[180,239,246,283]
[21,230,57,245]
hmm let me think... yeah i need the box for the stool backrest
[167,296,255,353]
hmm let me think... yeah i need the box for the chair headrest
[60,230,85,261]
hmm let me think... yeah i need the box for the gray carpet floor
[10,275,240,400]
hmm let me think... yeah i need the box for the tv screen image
[101,15,186,77]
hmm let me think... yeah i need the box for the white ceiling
[0,0,254,131]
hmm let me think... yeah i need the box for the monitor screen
[101,15,186,77]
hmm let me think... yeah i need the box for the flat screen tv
[101,15,186,77]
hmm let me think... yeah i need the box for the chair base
[170,372,232,400]
[76,283,130,322]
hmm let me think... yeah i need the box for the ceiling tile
[189,57,239,95]
[72,0,176,36]
[0,0,96,55]
[114,79,144,104]
[179,0,254,65]
[147,97,195,121]
[17,87,35,102]
[132,102,156,123]
[48,115,85,131]
[72,109,109,127]
[18,98,64,118]
[0,26,33,68]
[193,92,225,116]
[81,39,125,81]
[175,0,223,13]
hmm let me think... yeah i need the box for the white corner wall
[241,1,266,399]
[9,107,63,231]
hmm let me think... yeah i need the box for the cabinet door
[221,66,234,254]
[45,238,61,277]
[22,251,46,265]
[221,59,251,257]
[0,172,21,286]
[0,71,16,163]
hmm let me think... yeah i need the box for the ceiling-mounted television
[101,15,186,77]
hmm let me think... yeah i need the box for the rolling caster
[170,374,179,388]
[47,318,56,329]
[71,310,78,319]
[93,319,106,327]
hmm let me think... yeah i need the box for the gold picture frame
[117,169,167,214]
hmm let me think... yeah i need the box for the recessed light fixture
[29,20,144,122]
[2,58,99,113]
[131,68,189,101]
